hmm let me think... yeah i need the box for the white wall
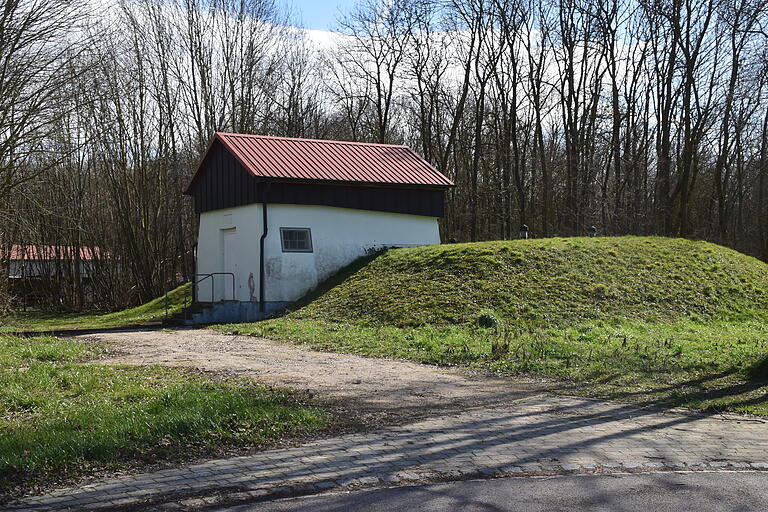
[196,207,261,302]
[195,203,441,303]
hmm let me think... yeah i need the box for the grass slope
[0,335,325,497]
[0,283,192,333]
[219,236,768,415]
[292,236,768,327]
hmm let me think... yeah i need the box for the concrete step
[187,301,290,325]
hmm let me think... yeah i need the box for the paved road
[12,395,768,510]
[217,471,768,512]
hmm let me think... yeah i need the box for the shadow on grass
[556,364,768,415]
[746,356,768,382]
[28,389,768,512]
[272,251,385,319]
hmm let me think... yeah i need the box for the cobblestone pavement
[11,394,768,511]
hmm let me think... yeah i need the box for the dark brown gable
[186,140,446,217]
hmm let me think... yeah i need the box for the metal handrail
[195,272,236,304]
[163,273,235,323]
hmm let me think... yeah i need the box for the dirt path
[80,328,545,424]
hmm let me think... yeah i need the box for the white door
[221,228,237,301]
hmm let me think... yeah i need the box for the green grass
[287,236,768,327]
[0,334,325,495]
[216,236,768,415]
[0,283,192,333]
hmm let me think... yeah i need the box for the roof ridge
[215,132,409,149]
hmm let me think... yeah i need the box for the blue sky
[288,0,356,30]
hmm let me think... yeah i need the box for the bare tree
[335,0,414,143]
[0,0,89,203]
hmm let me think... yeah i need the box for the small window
[280,227,313,252]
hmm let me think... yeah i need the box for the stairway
[161,302,214,327]
[162,301,277,326]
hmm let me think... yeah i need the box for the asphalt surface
[213,471,768,512]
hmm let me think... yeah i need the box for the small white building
[183,132,453,321]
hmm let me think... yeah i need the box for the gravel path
[84,328,545,424]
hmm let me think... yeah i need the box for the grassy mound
[0,282,192,333]
[294,236,768,327]
[220,237,768,416]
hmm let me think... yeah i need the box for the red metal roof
[3,245,102,261]
[185,133,453,192]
